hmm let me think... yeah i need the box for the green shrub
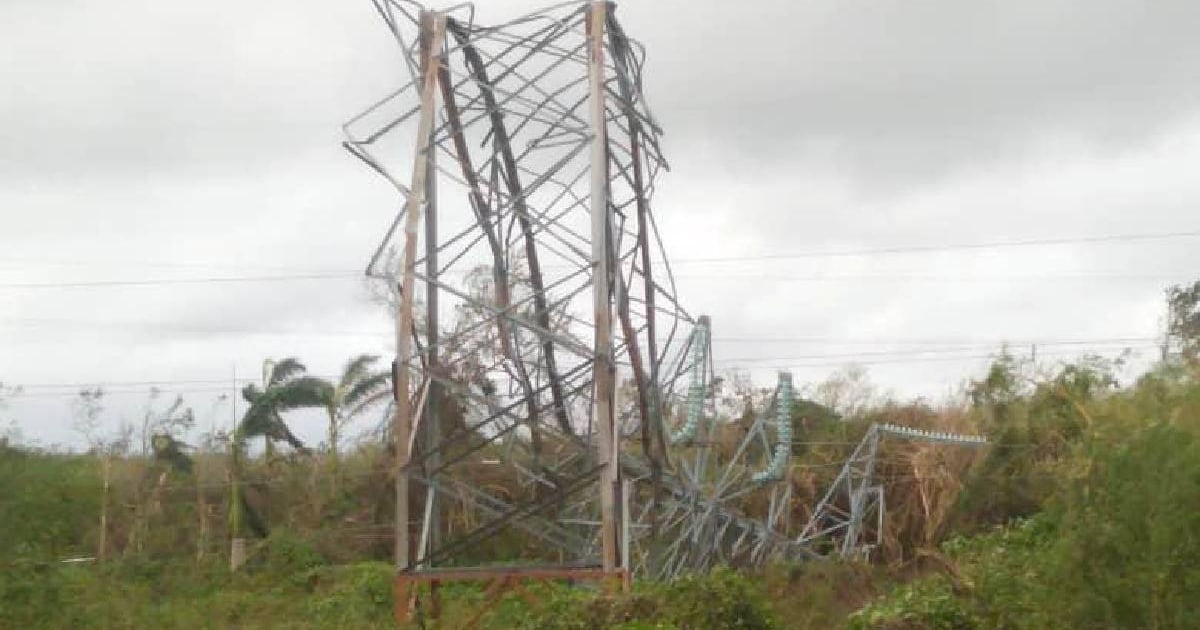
[0,448,100,561]
[857,413,1200,630]
[763,561,890,629]
[941,517,1055,630]
[304,562,393,628]
[656,567,778,630]
[847,577,973,630]
[484,581,653,630]
[479,567,777,630]
[265,528,325,575]
[1039,421,1200,629]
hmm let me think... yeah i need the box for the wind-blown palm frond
[339,355,380,390]
[238,402,290,448]
[237,398,274,442]
[241,383,263,405]
[310,357,393,487]
[342,370,391,413]
[272,421,307,452]
[239,406,307,451]
[344,383,392,420]
[270,376,332,413]
[266,357,306,388]
[237,376,330,452]
[229,357,324,549]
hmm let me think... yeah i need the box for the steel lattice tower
[344,2,989,621]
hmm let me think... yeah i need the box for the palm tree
[313,354,391,492]
[228,357,325,569]
[238,358,325,456]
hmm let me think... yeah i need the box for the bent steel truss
[346,0,702,577]
[346,0,988,587]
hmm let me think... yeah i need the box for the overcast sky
[3,0,1199,448]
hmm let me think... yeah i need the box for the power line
[16,373,349,392]
[666,228,1200,264]
[1,270,1193,289]
[0,317,1159,347]
[0,317,392,339]
[675,272,1191,282]
[0,272,358,289]
[0,255,347,274]
[1,228,1197,286]
[12,387,237,399]
[5,342,1152,395]
[714,342,1154,364]
[719,345,1151,370]
[2,269,1194,289]
[707,335,1157,346]
[18,378,242,390]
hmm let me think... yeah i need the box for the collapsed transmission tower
[798,423,989,559]
[345,0,708,598]
[344,1,990,621]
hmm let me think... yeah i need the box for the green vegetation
[0,446,100,560]
[0,538,396,629]
[3,283,1199,628]
[850,357,1200,629]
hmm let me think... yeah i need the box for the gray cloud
[2,0,1197,446]
[0,0,399,178]
[632,0,1200,168]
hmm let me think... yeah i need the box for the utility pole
[422,30,441,566]
[394,9,445,574]
[229,363,246,571]
[99,454,110,562]
[587,0,620,576]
